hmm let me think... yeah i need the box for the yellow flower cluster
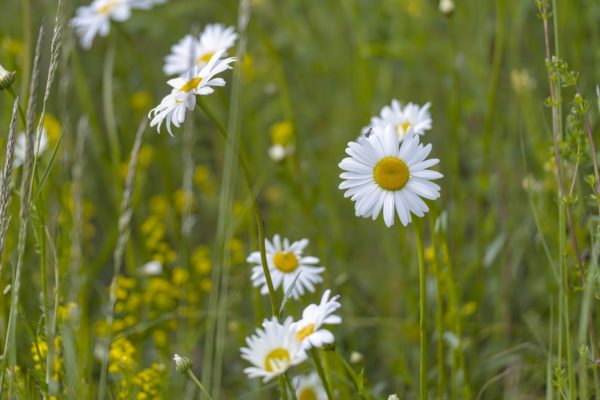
[131,363,165,399]
[141,195,177,264]
[31,336,63,382]
[109,337,136,375]
[112,276,142,333]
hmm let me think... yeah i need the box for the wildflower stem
[187,369,214,400]
[428,214,445,399]
[414,220,428,400]
[197,99,278,317]
[310,348,334,400]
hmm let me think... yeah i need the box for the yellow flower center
[273,252,299,273]
[197,51,215,65]
[396,121,412,136]
[373,157,409,191]
[295,323,315,341]
[299,388,318,400]
[264,348,290,372]
[179,77,203,93]
[99,0,119,14]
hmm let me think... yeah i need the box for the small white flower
[339,126,442,227]
[388,395,400,400]
[70,0,164,49]
[163,24,238,76]
[365,100,432,140]
[172,354,192,374]
[292,290,341,350]
[70,0,132,49]
[292,372,328,400]
[247,234,325,300]
[141,260,162,275]
[240,317,307,382]
[14,128,49,168]
[439,0,455,15]
[268,144,294,162]
[149,50,236,135]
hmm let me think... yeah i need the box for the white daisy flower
[70,0,165,49]
[339,126,442,227]
[240,317,307,382]
[14,128,49,168]
[292,289,341,350]
[365,100,432,140]
[292,372,328,400]
[247,234,325,300]
[163,24,238,76]
[70,0,132,49]
[149,49,236,135]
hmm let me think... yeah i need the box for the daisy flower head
[149,49,236,135]
[366,100,432,140]
[292,372,328,400]
[339,125,442,227]
[163,24,238,76]
[241,317,307,382]
[292,289,342,350]
[70,0,132,49]
[247,235,325,300]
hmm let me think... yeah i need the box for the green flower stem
[278,376,289,400]
[310,348,334,400]
[187,369,214,400]
[428,214,445,399]
[197,99,278,317]
[414,220,428,400]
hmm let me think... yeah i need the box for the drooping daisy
[14,128,49,168]
[149,49,235,135]
[292,290,341,350]
[365,100,432,140]
[339,126,442,227]
[70,0,164,49]
[247,235,324,299]
[241,317,307,382]
[292,372,328,400]
[163,24,238,76]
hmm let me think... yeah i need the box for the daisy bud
[350,351,364,364]
[388,395,400,400]
[0,64,16,91]
[173,354,193,374]
[439,0,455,16]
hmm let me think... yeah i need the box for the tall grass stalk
[414,220,427,400]
[97,119,146,400]
[0,97,19,274]
[211,2,252,397]
[428,214,445,399]
[1,25,43,397]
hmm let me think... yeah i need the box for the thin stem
[279,376,289,400]
[102,37,121,173]
[197,99,278,316]
[187,370,214,400]
[310,348,334,400]
[428,215,445,399]
[415,220,428,400]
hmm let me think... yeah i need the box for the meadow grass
[0,0,600,398]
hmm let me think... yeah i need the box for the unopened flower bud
[0,64,16,91]
[173,354,193,374]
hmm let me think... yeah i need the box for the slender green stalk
[187,370,214,400]
[414,220,427,400]
[428,215,445,399]
[102,37,121,173]
[278,376,289,400]
[310,348,334,400]
[197,99,278,316]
